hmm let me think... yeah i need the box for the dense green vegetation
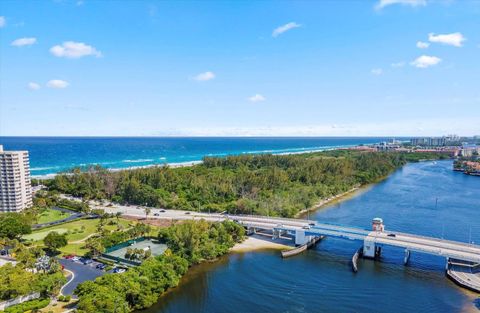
[75,219,244,313]
[158,220,245,264]
[2,297,50,313]
[0,214,32,239]
[43,231,68,252]
[0,263,65,302]
[46,151,448,217]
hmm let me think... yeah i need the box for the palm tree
[115,212,122,224]
[144,207,151,220]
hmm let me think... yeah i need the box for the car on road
[154,213,160,216]
[387,233,396,237]
[309,223,316,226]
[302,226,310,230]
[113,267,126,273]
[185,212,191,215]
[160,209,166,212]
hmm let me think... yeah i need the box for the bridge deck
[230,215,480,264]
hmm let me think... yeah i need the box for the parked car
[64,254,75,260]
[113,267,126,273]
[159,209,166,212]
[309,223,316,226]
[302,225,310,230]
[153,213,160,216]
[387,233,396,237]
[185,212,191,215]
[71,256,80,262]
[82,258,93,265]
[96,263,107,270]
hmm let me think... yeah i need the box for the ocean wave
[122,159,155,163]
[159,157,167,160]
[30,166,59,171]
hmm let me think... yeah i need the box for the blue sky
[1,0,479,136]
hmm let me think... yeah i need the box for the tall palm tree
[144,207,151,220]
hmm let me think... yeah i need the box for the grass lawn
[37,208,71,224]
[23,217,162,256]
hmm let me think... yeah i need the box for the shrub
[3,298,50,313]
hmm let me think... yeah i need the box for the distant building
[0,145,33,212]
[459,144,480,158]
[410,137,446,147]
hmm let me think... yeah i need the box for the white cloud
[272,22,301,37]
[416,41,430,49]
[28,82,41,90]
[50,41,102,58]
[146,118,480,137]
[248,94,266,102]
[11,37,37,47]
[193,71,215,81]
[410,55,442,68]
[46,79,69,89]
[0,16,5,28]
[375,0,426,10]
[428,32,466,47]
[391,61,406,68]
[371,68,383,75]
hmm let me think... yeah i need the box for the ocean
[0,137,391,177]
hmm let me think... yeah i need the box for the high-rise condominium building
[0,145,32,212]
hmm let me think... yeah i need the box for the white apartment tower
[0,145,33,212]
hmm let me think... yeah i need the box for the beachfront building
[410,137,447,147]
[0,145,33,212]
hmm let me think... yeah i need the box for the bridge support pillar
[363,240,381,259]
[295,230,312,246]
[375,246,382,259]
[272,229,279,240]
[404,249,410,265]
[363,240,376,259]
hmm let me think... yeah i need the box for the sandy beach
[231,235,294,253]
[295,187,361,218]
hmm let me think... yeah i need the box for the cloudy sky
[1,0,479,136]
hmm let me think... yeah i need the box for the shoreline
[295,186,361,218]
[31,145,361,179]
[231,235,293,253]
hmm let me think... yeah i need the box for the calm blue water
[143,160,480,313]
[0,137,389,176]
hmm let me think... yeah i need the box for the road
[73,197,480,263]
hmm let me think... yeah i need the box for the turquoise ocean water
[0,137,390,176]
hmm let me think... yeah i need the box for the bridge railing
[392,231,480,249]
[226,214,311,224]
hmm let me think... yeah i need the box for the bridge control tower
[372,217,384,232]
[364,217,384,259]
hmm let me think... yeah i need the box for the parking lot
[58,258,107,296]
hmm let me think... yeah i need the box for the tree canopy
[0,213,32,239]
[44,151,444,218]
[43,231,68,252]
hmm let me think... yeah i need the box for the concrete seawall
[281,236,323,258]
[351,247,363,273]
